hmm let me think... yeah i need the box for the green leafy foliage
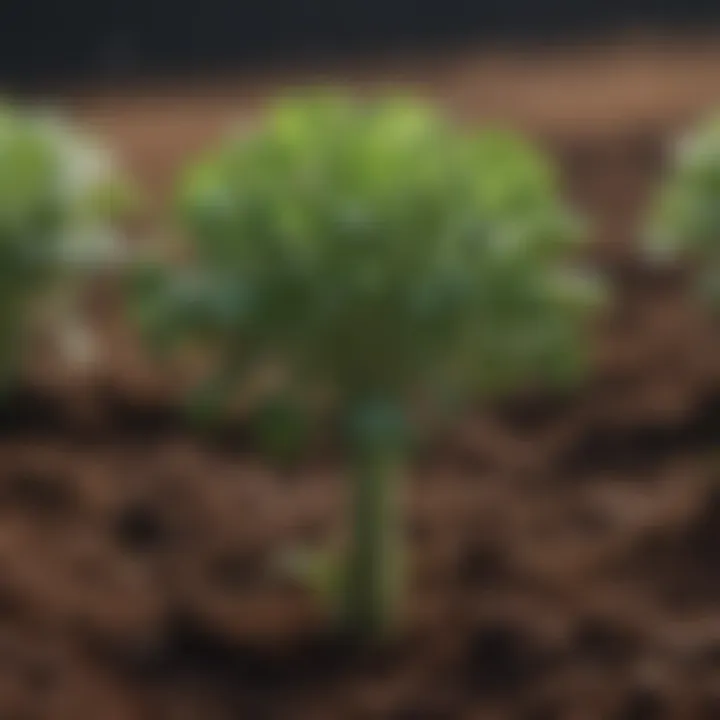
[133,91,602,638]
[647,114,720,283]
[135,92,601,426]
[0,102,130,384]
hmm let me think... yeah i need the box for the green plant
[134,92,602,637]
[0,102,131,386]
[646,112,720,300]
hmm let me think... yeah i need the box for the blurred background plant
[646,112,720,302]
[0,102,134,392]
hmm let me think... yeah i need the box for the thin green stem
[339,400,407,638]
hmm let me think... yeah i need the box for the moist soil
[7,42,720,719]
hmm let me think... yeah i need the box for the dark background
[2,0,720,86]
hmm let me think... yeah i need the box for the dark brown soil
[7,38,720,719]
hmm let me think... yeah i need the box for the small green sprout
[0,102,131,386]
[134,92,602,637]
[646,113,720,301]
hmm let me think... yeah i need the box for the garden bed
[5,48,720,719]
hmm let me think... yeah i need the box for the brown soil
[6,37,720,719]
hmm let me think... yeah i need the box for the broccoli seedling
[646,113,720,301]
[134,92,602,637]
[0,102,131,386]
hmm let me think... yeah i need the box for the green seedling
[133,92,602,638]
[646,113,720,301]
[0,102,132,387]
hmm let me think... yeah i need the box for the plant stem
[340,401,406,638]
